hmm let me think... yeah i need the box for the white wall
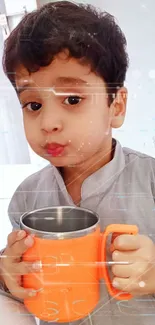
[5,0,37,32]
[0,0,7,14]
[4,0,37,15]
[0,0,155,247]
[0,164,43,248]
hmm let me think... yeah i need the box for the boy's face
[15,51,127,168]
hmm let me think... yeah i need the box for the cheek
[75,115,109,141]
[23,120,31,141]
[70,119,108,153]
[23,121,29,141]
[23,118,37,147]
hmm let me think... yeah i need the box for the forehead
[15,55,105,91]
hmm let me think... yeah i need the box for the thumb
[7,230,26,247]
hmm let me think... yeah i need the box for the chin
[47,155,84,168]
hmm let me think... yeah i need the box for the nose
[40,106,63,134]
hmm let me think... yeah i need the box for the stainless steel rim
[20,206,99,239]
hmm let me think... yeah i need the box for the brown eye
[63,96,82,105]
[22,102,42,111]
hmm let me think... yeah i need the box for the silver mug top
[20,206,99,239]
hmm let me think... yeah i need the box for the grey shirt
[1,138,155,325]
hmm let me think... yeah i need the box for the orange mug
[20,206,138,322]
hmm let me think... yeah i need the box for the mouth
[44,142,66,157]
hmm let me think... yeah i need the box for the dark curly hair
[2,1,129,105]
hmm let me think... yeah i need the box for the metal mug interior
[20,206,99,239]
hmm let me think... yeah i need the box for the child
[1,1,155,325]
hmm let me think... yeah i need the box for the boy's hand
[111,234,155,296]
[0,230,42,300]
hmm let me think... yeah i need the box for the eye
[22,102,42,111]
[63,96,82,105]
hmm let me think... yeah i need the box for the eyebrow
[16,77,89,96]
[16,83,32,96]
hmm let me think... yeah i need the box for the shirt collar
[81,138,125,199]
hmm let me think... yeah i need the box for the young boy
[0,1,155,325]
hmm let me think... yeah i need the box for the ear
[110,87,128,128]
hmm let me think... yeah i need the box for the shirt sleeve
[7,183,28,230]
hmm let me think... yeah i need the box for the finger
[13,261,42,275]
[111,264,132,278]
[7,235,35,260]
[113,234,151,251]
[112,250,136,263]
[7,230,27,247]
[4,276,38,300]
[0,260,42,277]
[112,277,137,293]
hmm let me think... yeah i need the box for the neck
[61,137,115,189]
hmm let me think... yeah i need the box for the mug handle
[100,224,138,300]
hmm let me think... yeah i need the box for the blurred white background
[0,0,155,247]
